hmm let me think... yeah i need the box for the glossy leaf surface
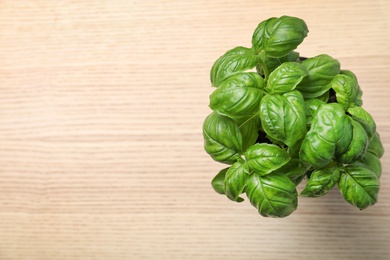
[301,163,340,197]
[366,132,384,158]
[252,16,308,58]
[225,161,248,202]
[296,54,340,98]
[266,62,307,94]
[246,173,298,217]
[260,90,307,147]
[209,72,264,119]
[211,168,229,194]
[245,143,290,176]
[210,46,260,87]
[347,107,376,139]
[337,119,368,164]
[331,74,359,111]
[338,163,380,210]
[299,103,352,168]
[203,112,242,164]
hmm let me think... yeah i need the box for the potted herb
[203,16,384,218]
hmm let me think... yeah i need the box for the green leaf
[301,163,340,197]
[256,51,300,76]
[338,162,380,210]
[225,161,248,202]
[299,103,352,168]
[211,168,229,194]
[260,90,307,147]
[359,152,382,178]
[245,143,290,176]
[337,119,369,164]
[210,46,260,87]
[246,173,298,217]
[330,74,359,111]
[316,90,330,103]
[272,158,308,185]
[304,98,325,127]
[236,114,261,152]
[209,72,264,119]
[203,112,242,164]
[296,54,340,98]
[252,16,309,58]
[347,107,376,139]
[266,62,308,94]
[366,132,384,158]
[340,70,363,106]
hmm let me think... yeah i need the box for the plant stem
[258,51,269,81]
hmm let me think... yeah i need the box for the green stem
[258,51,269,81]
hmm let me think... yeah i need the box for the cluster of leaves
[203,16,384,218]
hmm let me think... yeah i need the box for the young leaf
[347,107,376,139]
[209,72,264,119]
[272,158,308,186]
[304,98,325,127]
[246,173,298,217]
[338,162,380,210]
[236,114,261,152]
[256,51,300,76]
[260,90,307,147]
[210,46,260,87]
[330,74,359,111]
[203,112,242,164]
[211,168,229,194]
[244,143,290,176]
[252,16,309,58]
[366,132,384,158]
[301,163,340,197]
[340,70,363,106]
[296,54,340,98]
[266,62,308,94]
[225,161,248,202]
[359,152,382,178]
[337,119,369,164]
[299,103,353,168]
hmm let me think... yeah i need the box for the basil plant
[203,16,384,218]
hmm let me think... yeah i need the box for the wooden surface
[0,1,389,259]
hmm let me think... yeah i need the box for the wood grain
[0,0,389,259]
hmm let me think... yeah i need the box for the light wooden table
[1,1,389,259]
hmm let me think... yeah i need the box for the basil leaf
[330,74,359,111]
[347,107,376,139]
[236,114,261,152]
[211,167,229,194]
[338,163,380,210]
[266,62,308,94]
[225,161,248,202]
[256,51,300,76]
[246,173,298,217]
[260,90,307,147]
[366,132,384,158]
[337,119,369,164]
[203,112,242,164]
[359,152,382,178]
[209,72,264,119]
[304,98,325,127]
[340,70,363,106]
[317,90,330,103]
[252,16,308,58]
[296,54,340,98]
[245,143,290,176]
[210,46,260,87]
[272,158,308,186]
[299,103,353,168]
[301,163,340,197]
